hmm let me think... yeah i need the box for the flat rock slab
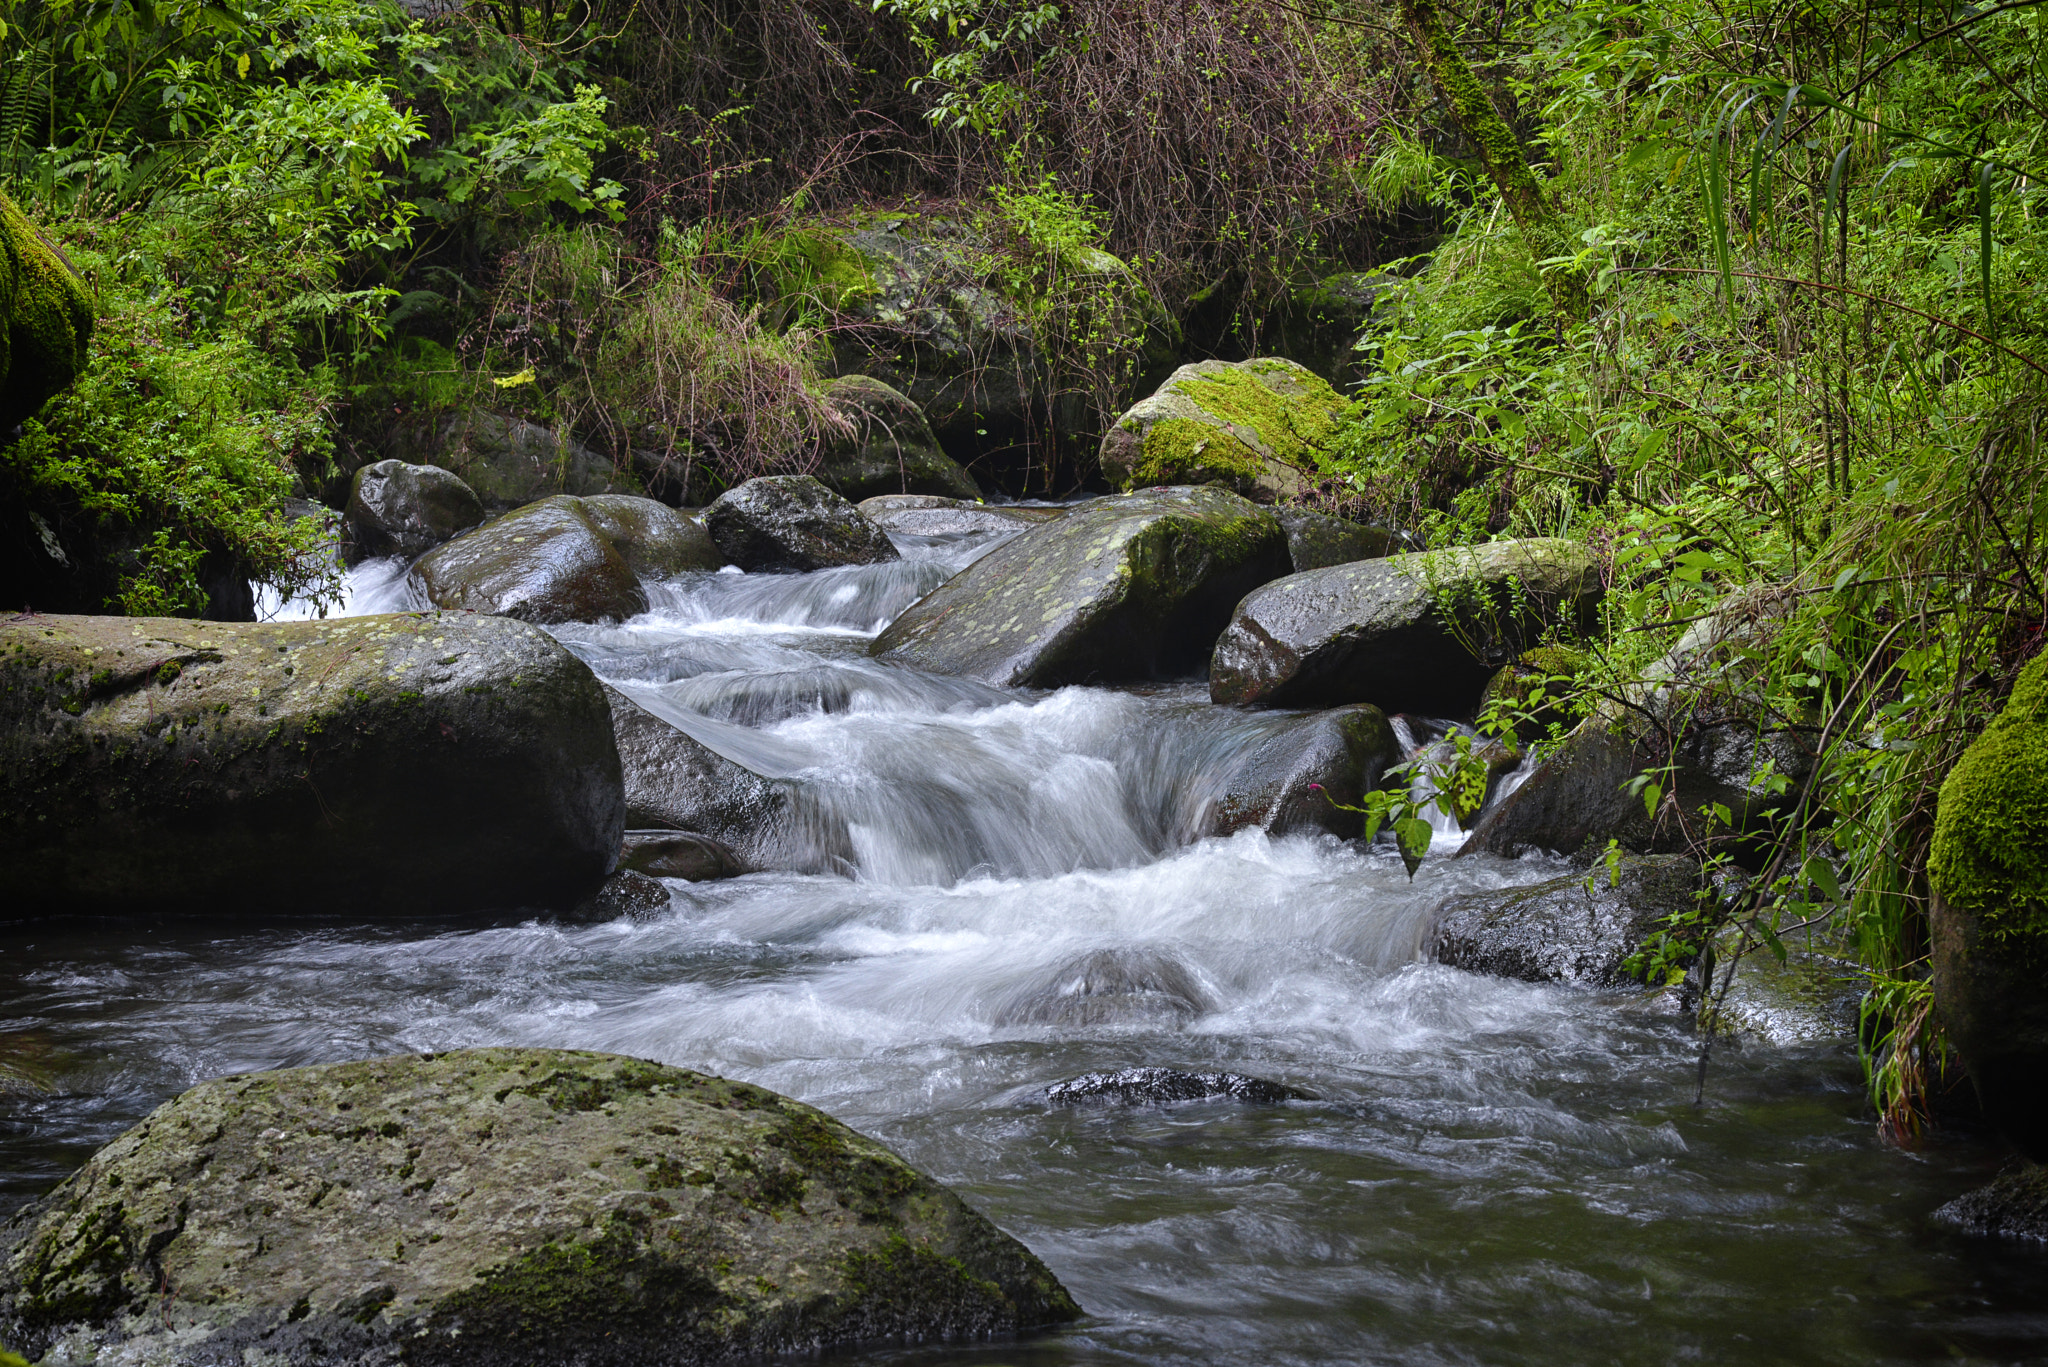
[872,486,1288,688]
[1431,854,1702,986]
[0,612,622,917]
[1210,538,1602,714]
[0,1048,1079,1367]
[1044,1068,1312,1106]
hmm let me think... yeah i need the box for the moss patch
[762,228,878,315]
[1930,652,2048,941]
[0,191,95,429]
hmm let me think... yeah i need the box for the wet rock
[411,496,646,625]
[389,407,626,510]
[1194,703,1399,841]
[1431,854,1703,986]
[858,496,1066,539]
[1276,507,1406,573]
[0,613,623,917]
[620,829,750,881]
[1463,592,1814,862]
[0,1048,1080,1366]
[1710,939,1863,1045]
[1,191,94,430]
[569,868,673,921]
[996,948,1211,1028]
[704,476,900,573]
[1044,1068,1313,1106]
[1933,1164,2048,1242]
[873,486,1289,688]
[1210,538,1603,714]
[606,686,803,871]
[816,375,981,502]
[576,494,725,577]
[1097,358,1345,502]
[343,459,485,560]
[1928,650,2048,1161]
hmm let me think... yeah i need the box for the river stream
[5,520,2045,1365]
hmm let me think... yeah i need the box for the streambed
[4,522,2044,1365]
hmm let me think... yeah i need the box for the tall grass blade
[1977,160,1997,338]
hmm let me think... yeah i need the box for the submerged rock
[1431,854,1702,986]
[1933,1164,2048,1243]
[0,1048,1080,1366]
[1210,539,1602,714]
[704,475,900,573]
[996,948,1212,1029]
[412,496,646,624]
[0,613,623,917]
[1,192,94,430]
[1928,650,2048,1162]
[816,375,981,502]
[873,486,1289,688]
[344,458,485,560]
[1044,1067,1313,1106]
[570,868,672,921]
[1276,507,1406,572]
[1097,358,1344,502]
[620,829,751,881]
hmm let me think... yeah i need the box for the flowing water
[8,522,2047,1365]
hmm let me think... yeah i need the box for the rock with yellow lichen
[1097,358,1349,503]
[0,612,622,917]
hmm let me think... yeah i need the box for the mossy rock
[0,612,622,917]
[0,1048,1080,1366]
[871,486,1289,688]
[0,193,94,431]
[1209,538,1602,713]
[1929,651,2048,1159]
[1097,358,1348,503]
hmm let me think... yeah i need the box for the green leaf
[1800,855,1842,903]
[1393,816,1433,880]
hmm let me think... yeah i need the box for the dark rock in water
[1933,1164,2048,1242]
[816,375,981,502]
[996,948,1211,1028]
[1432,854,1703,986]
[344,459,485,561]
[570,868,672,921]
[577,494,725,577]
[412,496,645,624]
[1044,1068,1313,1106]
[1275,507,1406,572]
[858,496,1065,539]
[873,486,1289,688]
[1210,538,1603,714]
[0,1048,1080,1366]
[621,829,750,881]
[1197,703,1399,841]
[705,476,900,573]
[0,613,623,917]
[1928,650,2048,1161]
[606,686,803,871]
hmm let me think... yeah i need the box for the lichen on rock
[1098,358,1349,502]
[0,192,95,431]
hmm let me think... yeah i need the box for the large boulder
[0,613,622,917]
[1276,507,1407,572]
[872,487,1290,687]
[1189,703,1399,841]
[576,494,725,577]
[0,1048,1079,1366]
[1928,651,2048,1161]
[389,407,627,510]
[703,476,899,573]
[815,375,981,502]
[1210,538,1602,714]
[344,459,485,560]
[1462,589,1813,861]
[0,193,94,431]
[1096,359,1346,502]
[412,497,646,625]
[607,686,805,871]
[1431,854,1702,986]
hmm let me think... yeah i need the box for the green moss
[1930,653,2048,941]
[1129,365,1344,488]
[1132,417,1268,485]
[0,191,95,430]
[763,229,877,314]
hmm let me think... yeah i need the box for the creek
[5,520,2045,1365]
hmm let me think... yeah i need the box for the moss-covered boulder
[577,494,725,578]
[0,612,622,917]
[344,459,486,561]
[816,375,981,502]
[1432,854,1702,986]
[1097,359,1347,502]
[872,486,1290,687]
[0,1049,1080,1367]
[0,194,93,431]
[1210,538,1601,714]
[1928,651,2048,1160]
[704,476,899,573]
